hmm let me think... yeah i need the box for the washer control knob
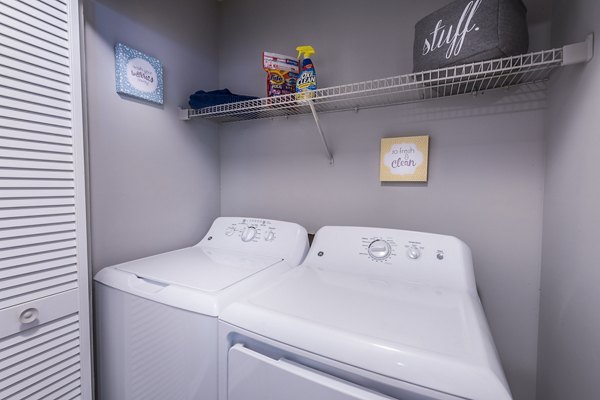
[368,240,391,260]
[241,227,257,242]
[265,231,275,241]
[225,227,235,236]
[407,246,421,259]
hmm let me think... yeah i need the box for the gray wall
[218,1,549,399]
[84,0,220,273]
[537,0,600,399]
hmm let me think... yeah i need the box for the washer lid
[221,266,512,400]
[115,246,282,292]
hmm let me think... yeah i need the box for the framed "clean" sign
[380,135,430,182]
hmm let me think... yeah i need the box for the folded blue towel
[188,88,258,109]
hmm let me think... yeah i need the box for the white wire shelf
[180,35,594,164]
[181,36,593,124]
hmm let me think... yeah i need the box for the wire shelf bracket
[307,100,334,164]
[181,35,594,164]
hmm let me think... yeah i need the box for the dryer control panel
[197,217,309,267]
[307,226,476,293]
[360,236,444,263]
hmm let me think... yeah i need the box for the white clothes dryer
[219,226,512,400]
[94,217,308,400]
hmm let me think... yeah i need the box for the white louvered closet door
[0,0,92,399]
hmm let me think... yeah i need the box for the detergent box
[263,52,299,97]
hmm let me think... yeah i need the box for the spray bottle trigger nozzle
[296,45,315,59]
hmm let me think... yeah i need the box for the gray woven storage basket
[413,0,529,72]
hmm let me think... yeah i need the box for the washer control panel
[222,218,278,244]
[199,217,309,267]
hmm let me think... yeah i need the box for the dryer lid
[115,246,282,292]
[220,266,512,400]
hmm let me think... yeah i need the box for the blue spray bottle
[296,45,316,98]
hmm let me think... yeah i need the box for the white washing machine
[94,217,309,400]
[219,226,512,400]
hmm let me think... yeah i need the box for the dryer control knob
[225,227,235,236]
[407,246,421,259]
[241,227,257,242]
[265,231,275,241]
[368,240,391,260]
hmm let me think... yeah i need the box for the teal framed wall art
[115,43,164,105]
